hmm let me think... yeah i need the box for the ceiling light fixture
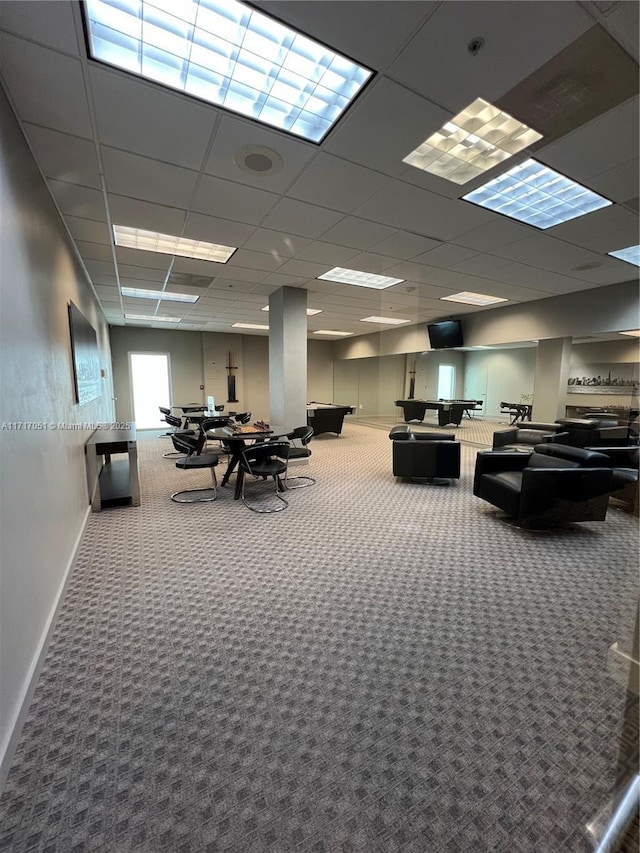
[114,225,236,262]
[121,287,199,303]
[231,322,269,330]
[317,267,405,290]
[124,313,181,322]
[84,0,372,143]
[462,159,611,229]
[440,291,508,306]
[403,97,542,185]
[261,306,322,315]
[619,330,640,337]
[360,316,410,325]
[608,245,640,266]
[313,329,353,336]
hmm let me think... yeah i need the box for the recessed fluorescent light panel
[121,287,199,303]
[403,98,542,185]
[440,291,508,306]
[313,330,353,337]
[231,323,269,330]
[317,268,405,290]
[462,159,611,229]
[114,226,236,263]
[84,0,372,143]
[619,330,640,337]
[360,316,410,325]
[125,313,181,322]
[608,245,640,266]
[261,306,323,315]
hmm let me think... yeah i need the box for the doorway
[129,352,171,429]
[437,364,455,400]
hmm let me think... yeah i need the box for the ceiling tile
[324,78,449,178]
[89,66,217,170]
[192,174,279,224]
[101,147,199,208]
[454,219,532,251]
[227,250,283,272]
[321,217,396,250]
[354,181,493,240]
[295,242,359,265]
[341,252,403,273]
[48,179,106,220]
[276,259,329,279]
[75,240,113,262]
[370,232,441,260]
[388,0,591,109]
[203,114,316,192]
[288,154,392,213]
[538,96,640,182]
[413,244,479,268]
[253,1,436,69]
[261,198,344,238]
[107,194,186,234]
[0,0,80,54]
[242,229,312,258]
[588,159,640,204]
[182,212,255,247]
[23,124,101,188]
[0,34,92,137]
[64,216,112,245]
[115,246,172,270]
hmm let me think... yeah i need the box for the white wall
[0,89,114,782]
[464,348,537,418]
[109,329,335,424]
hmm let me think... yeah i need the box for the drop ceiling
[0,0,638,337]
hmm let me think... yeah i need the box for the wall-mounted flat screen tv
[427,320,464,349]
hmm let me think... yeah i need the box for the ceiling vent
[571,261,603,271]
[233,145,284,176]
[166,272,214,290]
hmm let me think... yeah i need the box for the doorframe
[128,351,173,429]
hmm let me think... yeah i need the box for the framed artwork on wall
[567,363,639,395]
[68,301,101,406]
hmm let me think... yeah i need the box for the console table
[86,424,140,511]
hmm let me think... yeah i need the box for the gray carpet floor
[0,422,638,853]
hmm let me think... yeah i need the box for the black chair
[473,444,615,529]
[283,426,315,489]
[235,412,252,425]
[161,411,195,458]
[170,428,220,504]
[586,445,639,514]
[492,422,567,452]
[388,425,460,483]
[239,441,289,513]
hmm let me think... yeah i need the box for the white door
[130,353,171,429]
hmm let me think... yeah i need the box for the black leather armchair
[586,445,639,514]
[389,425,460,483]
[492,422,567,452]
[473,444,615,529]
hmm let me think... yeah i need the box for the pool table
[395,399,481,427]
[307,402,355,435]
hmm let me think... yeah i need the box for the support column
[532,337,572,421]
[269,287,307,428]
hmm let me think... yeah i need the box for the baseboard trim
[0,505,91,791]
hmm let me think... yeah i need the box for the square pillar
[532,337,572,421]
[269,287,307,428]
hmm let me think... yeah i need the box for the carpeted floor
[0,422,638,853]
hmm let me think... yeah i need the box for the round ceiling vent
[233,145,284,176]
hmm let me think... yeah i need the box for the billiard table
[394,399,481,427]
[307,402,355,435]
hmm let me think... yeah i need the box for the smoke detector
[233,145,283,176]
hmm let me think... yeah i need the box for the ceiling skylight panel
[608,245,640,266]
[84,0,371,142]
[463,158,611,229]
[195,1,248,44]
